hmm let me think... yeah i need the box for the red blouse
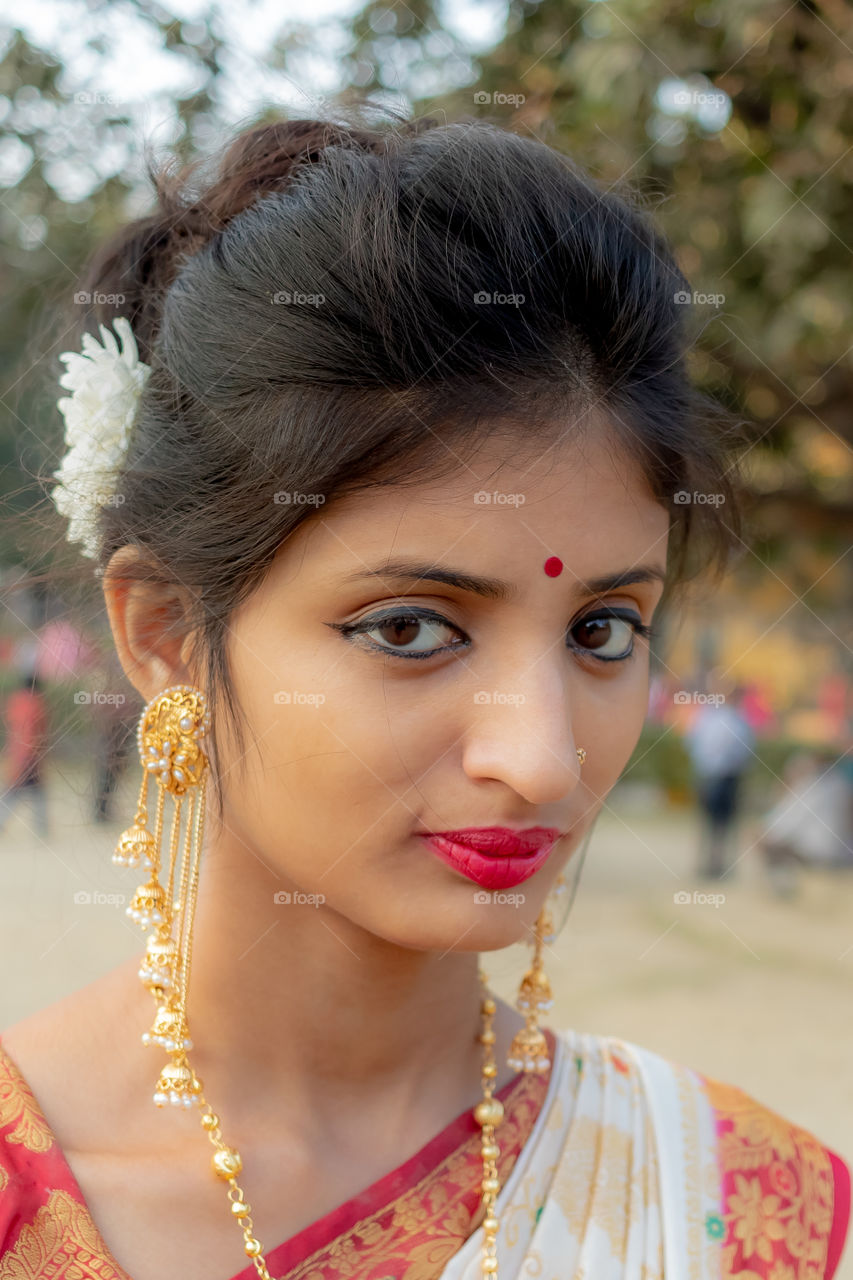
[0,1029,848,1279]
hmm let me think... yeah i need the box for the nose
[461,661,583,807]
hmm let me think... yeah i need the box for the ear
[102,545,201,705]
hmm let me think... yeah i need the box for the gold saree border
[262,1069,549,1280]
[0,1188,130,1280]
[0,1036,548,1280]
[0,1052,54,1155]
[701,1075,835,1280]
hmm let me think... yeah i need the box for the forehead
[288,429,670,591]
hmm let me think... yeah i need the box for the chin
[365,885,554,954]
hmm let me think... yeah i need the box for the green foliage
[0,8,227,571]
[2,0,851,579]
[337,0,853,553]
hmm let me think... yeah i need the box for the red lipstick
[417,827,562,891]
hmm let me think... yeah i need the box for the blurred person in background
[737,677,779,736]
[0,112,848,1280]
[683,671,755,879]
[0,670,50,839]
[757,745,853,898]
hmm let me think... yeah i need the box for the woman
[0,672,51,839]
[0,111,848,1280]
[757,748,853,897]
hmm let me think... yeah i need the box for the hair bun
[169,119,382,249]
[70,113,435,362]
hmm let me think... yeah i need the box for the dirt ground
[1,764,851,1277]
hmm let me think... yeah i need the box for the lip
[417,826,563,891]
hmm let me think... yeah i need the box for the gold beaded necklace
[475,975,505,1277]
[187,973,507,1280]
[117,687,510,1280]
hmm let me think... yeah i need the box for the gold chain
[127,687,508,1279]
[475,970,504,1277]
[192,969,505,1279]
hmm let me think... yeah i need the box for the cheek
[581,664,650,793]
[214,656,422,882]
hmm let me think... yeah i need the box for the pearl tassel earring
[115,684,210,1105]
[112,686,523,1280]
[507,745,584,1076]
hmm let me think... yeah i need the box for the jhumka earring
[478,746,585,1277]
[113,685,537,1280]
[114,684,286,1273]
[506,743,585,1076]
[114,684,210,1107]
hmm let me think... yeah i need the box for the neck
[121,820,509,1148]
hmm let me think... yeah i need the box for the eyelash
[331,607,657,665]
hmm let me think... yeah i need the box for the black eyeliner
[328,606,656,664]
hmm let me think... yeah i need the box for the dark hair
[43,108,748,816]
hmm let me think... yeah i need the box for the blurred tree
[325,0,853,571]
[0,5,226,571]
[2,0,851,597]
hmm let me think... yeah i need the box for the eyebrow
[342,559,667,601]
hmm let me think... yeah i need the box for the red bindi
[543,556,563,577]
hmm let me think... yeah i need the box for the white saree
[439,1027,837,1280]
[0,1029,844,1280]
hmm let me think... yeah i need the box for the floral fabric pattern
[0,1032,848,1280]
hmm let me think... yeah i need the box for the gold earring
[507,755,585,1075]
[507,907,553,1073]
[115,684,211,1107]
[506,867,569,1074]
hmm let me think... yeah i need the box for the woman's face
[212,429,670,951]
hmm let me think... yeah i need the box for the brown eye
[570,613,642,662]
[376,618,421,647]
[341,610,468,659]
[372,616,452,652]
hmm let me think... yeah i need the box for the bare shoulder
[0,966,274,1280]
[1,956,154,1156]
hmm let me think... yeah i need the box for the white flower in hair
[51,315,151,559]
